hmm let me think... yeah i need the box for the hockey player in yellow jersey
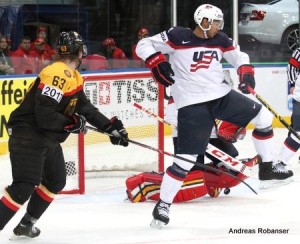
[0,31,129,238]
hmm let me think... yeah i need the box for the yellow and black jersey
[8,61,110,142]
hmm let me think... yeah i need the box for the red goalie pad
[203,155,261,197]
[126,172,162,203]
[125,171,207,203]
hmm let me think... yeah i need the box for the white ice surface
[0,128,299,244]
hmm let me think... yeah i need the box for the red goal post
[61,70,165,194]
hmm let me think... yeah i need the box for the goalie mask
[57,31,87,57]
[194,4,224,32]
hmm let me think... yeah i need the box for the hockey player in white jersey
[136,4,294,228]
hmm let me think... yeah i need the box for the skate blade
[150,219,166,229]
[259,177,294,189]
[9,234,28,241]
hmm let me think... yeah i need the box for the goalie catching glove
[105,116,129,147]
[237,65,255,94]
[64,114,86,134]
[145,52,175,87]
[217,121,246,143]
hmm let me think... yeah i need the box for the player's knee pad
[6,182,36,205]
[173,154,197,172]
[251,106,273,129]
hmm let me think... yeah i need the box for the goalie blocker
[126,155,261,202]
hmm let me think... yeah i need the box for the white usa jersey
[136,26,250,109]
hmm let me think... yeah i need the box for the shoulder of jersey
[39,62,82,94]
[214,31,233,48]
[41,62,73,79]
[167,26,194,47]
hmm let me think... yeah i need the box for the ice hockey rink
[0,128,299,244]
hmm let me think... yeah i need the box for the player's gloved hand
[217,121,246,143]
[105,116,129,147]
[237,65,255,94]
[64,114,86,134]
[145,52,175,87]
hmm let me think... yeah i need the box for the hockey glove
[217,121,246,143]
[145,52,175,87]
[64,114,86,134]
[105,116,129,147]
[237,65,255,94]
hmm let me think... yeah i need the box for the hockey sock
[160,173,184,204]
[160,162,191,203]
[0,194,21,230]
[26,184,56,220]
[0,182,35,230]
[252,128,275,162]
[278,135,300,163]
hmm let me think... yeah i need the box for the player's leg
[217,90,293,189]
[0,136,45,235]
[151,103,213,228]
[13,142,66,238]
[251,106,293,188]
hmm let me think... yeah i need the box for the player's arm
[222,37,255,94]
[35,77,73,131]
[136,30,175,87]
[136,29,174,60]
[76,91,129,146]
[76,90,111,129]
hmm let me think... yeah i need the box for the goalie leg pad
[125,172,162,203]
[202,155,261,197]
[173,170,207,202]
[125,171,207,203]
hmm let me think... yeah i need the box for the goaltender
[0,31,128,238]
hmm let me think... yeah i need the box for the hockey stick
[85,125,257,195]
[247,86,300,141]
[133,102,254,177]
[134,102,176,128]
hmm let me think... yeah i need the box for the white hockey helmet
[194,4,224,31]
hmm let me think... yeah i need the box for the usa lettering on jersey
[190,50,219,72]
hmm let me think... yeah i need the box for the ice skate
[150,200,170,229]
[10,213,41,240]
[259,161,293,189]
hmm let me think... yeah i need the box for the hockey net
[60,71,165,194]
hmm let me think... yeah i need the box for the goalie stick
[247,86,300,141]
[133,102,255,177]
[85,125,257,195]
